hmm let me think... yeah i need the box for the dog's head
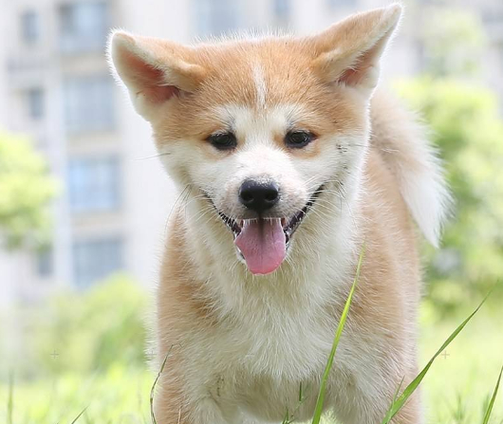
[109,5,401,275]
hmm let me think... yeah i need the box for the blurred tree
[415,5,487,77]
[25,274,149,377]
[396,78,503,313]
[0,130,57,249]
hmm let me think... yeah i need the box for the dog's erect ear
[108,31,206,120]
[310,4,402,95]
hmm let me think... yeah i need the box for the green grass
[482,366,503,424]
[1,304,502,423]
[419,304,503,424]
[381,294,491,423]
[1,366,152,423]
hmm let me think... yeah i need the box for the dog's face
[110,6,401,275]
[148,48,369,275]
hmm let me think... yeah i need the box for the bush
[396,77,503,313]
[6,274,150,380]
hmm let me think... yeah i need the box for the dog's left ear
[310,4,402,95]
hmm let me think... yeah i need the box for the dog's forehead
[194,39,322,110]
[160,38,362,143]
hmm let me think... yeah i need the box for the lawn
[2,302,502,424]
[418,302,503,423]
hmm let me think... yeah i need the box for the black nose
[239,180,280,213]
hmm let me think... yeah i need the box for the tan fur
[153,110,422,424]
[109,5,450,423]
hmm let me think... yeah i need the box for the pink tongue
[235,219,286,275]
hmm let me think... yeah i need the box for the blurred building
[0,0,502,306]
[0,0,177,305]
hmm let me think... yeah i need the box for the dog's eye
[285,130,316,149]
[207,132,237,151]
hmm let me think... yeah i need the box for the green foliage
[416,6,487,77]
[395,78,503,312]
[9,275,150,379]
[0,130,57,249]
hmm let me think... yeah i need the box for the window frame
[20,10,40,44]
[27,87,44,119]
[59,1,109,54]
[72,237,124,288]
[63,75,115,134]
[68,156,121,213]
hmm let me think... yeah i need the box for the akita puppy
[109,4,449,423]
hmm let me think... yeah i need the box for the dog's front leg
[153,377,237,424]
[154,392,236,424]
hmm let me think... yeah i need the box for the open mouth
[218,185,323,245]
[215,185,324,275]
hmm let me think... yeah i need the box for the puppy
[109,5,449,423]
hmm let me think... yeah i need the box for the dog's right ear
[108,31,206,121]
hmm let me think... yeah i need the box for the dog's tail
[369,90,452,247]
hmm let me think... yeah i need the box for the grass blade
[70,406,88,424]
[482,366,503,424]
[150,346,173,424]
[381,293,490,424]
[282,382,306,424]
[7,371,13,424]
[311,244,366,424]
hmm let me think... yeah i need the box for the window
[194,0,240,37]
[73,238,123,288]
[27,88,44,119]
[36,247,53,277]
[273,0,290,21]
[69,156,121,212]
[63,76,114,133]
[21,10,39,44]
[59,2,108,53]
[327,0,357,8]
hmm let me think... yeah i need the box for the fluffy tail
[370,90,452,247]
